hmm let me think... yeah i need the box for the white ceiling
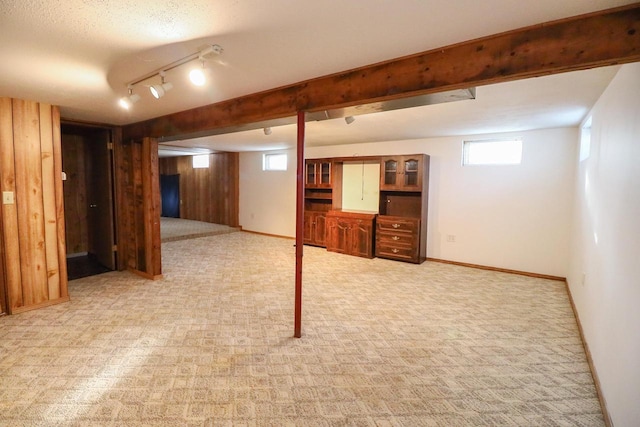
[0,0,632,151]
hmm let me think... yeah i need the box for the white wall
[568,63,640,426]
[240,127,576,277]
[239,150,297,237]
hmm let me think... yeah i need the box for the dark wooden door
[86,129,115,270]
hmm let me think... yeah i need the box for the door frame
[61,121,119,272]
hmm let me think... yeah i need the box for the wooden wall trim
[123,4,640,140]
[565,280,613,427]
[9,295,70,315]
[426,257,566,282]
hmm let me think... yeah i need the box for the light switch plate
[3,191,14,205]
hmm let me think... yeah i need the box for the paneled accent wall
[61,133,88,254]
[115,137,162,279]
[0,98,68,314]
[158,152,239,227]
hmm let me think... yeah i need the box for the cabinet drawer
[376,231,416,247]
[376,217,419,234]
[376,244,418,262]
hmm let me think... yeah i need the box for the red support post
[294,110,305,338]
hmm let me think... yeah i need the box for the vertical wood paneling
[0,98,68,314]
[61,134,88,253]
[39,104,61,299]
[115,138,162,279]
[0,98,21,310]
[142,138,161,277]
[12,99,48,306]
[158,152,239,226]
[115,137,133,272]
[132,141,145,271]
[52,107,68,299]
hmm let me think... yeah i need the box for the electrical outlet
[446,234,456,243]
[3,191,14,205]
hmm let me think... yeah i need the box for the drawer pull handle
[392,236,400,240]
[392,223,400,228]
[392,248,399,253]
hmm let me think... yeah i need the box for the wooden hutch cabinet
[377,154,430,263]
[303,158,340,247]
[305,159,332,188]
[325,210,375,258]
[380,155,424,191]
[304,154,429,264]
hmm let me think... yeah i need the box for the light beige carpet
[160,217,238,242]
[0,232,603,426]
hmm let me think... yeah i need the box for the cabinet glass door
[404,159,419,186]
[306,162,316,186]
[320,162,331,185]
[384,160,398,186]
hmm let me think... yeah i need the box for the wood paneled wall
[61,133,88,254]
[158,152,239,227]
[115,137,162,279]
[0,98,68,314]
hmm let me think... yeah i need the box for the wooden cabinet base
[376,215,424,264]
[326,210,375,258]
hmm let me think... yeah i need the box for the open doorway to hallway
[61,124,117,280]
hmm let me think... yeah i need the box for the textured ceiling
[0,0,634,150]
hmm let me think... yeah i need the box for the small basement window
[263,153,287,171]
[192,154,209,168]
[463,138,523,165]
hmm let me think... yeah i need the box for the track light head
[263,127,272,135]
[118,88,140,110]
[345,116,355,124]
[189,68,206,86]
[150,71,173,99]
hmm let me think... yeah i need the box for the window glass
[263,153,287,171]
[463,139,522,165]
[192,154,209,168]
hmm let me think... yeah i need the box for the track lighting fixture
[345,116,355,124]
[263,127,272,135]
[120,44,223,109]
[118,87,140,110]
[150,71,173,99]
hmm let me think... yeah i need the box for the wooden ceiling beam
[123,3,640,141]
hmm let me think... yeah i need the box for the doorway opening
[61,124,117,280]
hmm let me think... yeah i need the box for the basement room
[0,1,638,426]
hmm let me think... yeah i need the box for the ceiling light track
[119,44,222,109]
[125,44,222,88]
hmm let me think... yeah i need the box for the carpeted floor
[0,232,603,426]
[160,217,239,242]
